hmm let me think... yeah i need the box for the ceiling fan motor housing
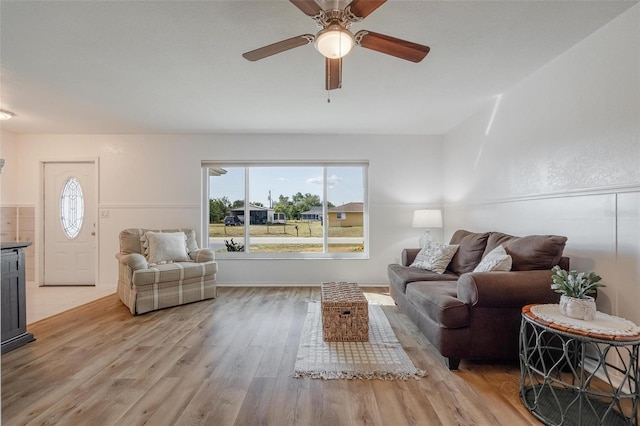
[313,8,354,29]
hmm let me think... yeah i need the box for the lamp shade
[412,209,443,228]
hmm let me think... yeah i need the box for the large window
[203,162,368,259]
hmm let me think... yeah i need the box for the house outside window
[329,203,362,226]
[202,161,368,259]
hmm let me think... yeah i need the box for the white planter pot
[559,295,596,321]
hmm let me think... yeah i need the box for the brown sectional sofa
[388,229,568,370]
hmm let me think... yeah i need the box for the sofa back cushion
[446,230,490,274]
[483,232,567,271]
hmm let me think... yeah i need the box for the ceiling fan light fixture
[315,24,354,59]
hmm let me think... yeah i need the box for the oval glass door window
[60,177,84,239]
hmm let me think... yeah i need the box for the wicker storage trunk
[321,282,369,342]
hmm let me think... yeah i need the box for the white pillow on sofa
[473,244,512,272]
[141,231,191,265]
[410,242,459,274]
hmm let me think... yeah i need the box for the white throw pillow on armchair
[141,231,191,265]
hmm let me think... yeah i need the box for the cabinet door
[1,250,25,341]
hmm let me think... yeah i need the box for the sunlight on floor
[26,281,116,324]
[363,290,395,306]
[24,284,393,324]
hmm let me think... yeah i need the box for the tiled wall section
[1,206,35,281]
[1,207,17,242]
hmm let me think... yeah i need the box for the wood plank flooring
[1,287,541,425]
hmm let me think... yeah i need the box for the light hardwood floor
[1,287,541,425]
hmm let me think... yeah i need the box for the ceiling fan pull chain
[327,91,331,103]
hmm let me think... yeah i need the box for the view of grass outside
[209,221,364,253]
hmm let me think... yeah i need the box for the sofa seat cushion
[388,264,459,293]
[484,232,567,271]
[406,281,469,329]
[132,261,217,288]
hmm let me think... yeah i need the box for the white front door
[43,162,96,286]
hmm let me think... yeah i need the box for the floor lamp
[412,209,443,248]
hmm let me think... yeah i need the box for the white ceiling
[0,0,636,135]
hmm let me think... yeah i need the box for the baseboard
[215,282,389,287]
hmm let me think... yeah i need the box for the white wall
[0,130,18,202]
[4,133,443,289]
[443,5,640,324]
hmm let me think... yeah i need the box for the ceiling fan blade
[325,57,342,90]
[289,0,323,16]
[346,0,386,19]
[242,35,314,61]
[355,30,429,63]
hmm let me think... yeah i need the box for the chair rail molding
[444,183,640,208]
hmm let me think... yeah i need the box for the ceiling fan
[242,0,430,91]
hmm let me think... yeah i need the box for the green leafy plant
[551,266,605,299]
[225,238,245,252]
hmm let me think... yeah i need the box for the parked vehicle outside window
[224,216,243,226]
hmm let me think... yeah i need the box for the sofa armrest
[457,270,559,308]
[401,248,421,267]
[116,253,149,271]
[189,248,216,263]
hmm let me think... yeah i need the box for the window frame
[201,160,369,260]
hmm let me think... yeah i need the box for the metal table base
[520,305,640,425]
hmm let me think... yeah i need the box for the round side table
[520,304,640,426]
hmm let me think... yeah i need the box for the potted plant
[551,266,605,320]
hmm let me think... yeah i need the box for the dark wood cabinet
[2,242,35,353]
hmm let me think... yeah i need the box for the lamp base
[419,231,432,249]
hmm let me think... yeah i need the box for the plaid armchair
[116,228,217,315]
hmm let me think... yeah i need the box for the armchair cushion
[141,231,190,265]
[119,228,199,255]
[132,261,218,288]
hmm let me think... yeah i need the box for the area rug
[293,302,427,380]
